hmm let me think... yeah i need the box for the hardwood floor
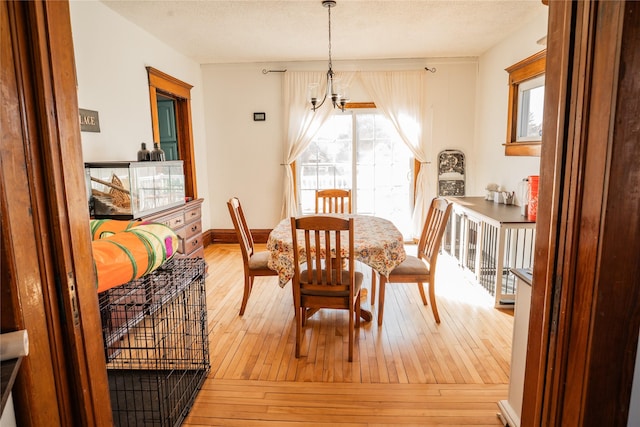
[183,243,513,426]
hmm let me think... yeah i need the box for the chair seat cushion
[299,269,363,296]
[249,250,271,270]
[389,255,430,276]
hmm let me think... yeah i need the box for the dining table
[266,213,407,322]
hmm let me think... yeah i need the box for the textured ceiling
[102,0,546,64]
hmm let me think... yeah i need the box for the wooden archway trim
[523,1,640,425]
[2,1,112,425]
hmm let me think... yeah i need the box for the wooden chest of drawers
[141,198,204,259]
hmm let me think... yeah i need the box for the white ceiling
[101,0,546,64]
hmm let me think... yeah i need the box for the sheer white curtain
[359,71,430,239]
[281,71,355,218]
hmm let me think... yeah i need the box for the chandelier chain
[327,3,332,70]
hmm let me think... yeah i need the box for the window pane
[516,74,545,141]
[297,111,413,239]
[298,115,352,215]
[355,114,413,239]
[357,114,375,140]
[357,188,374,214]
[357,138,374,165]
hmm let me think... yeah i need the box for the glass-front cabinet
[85,161,185,219]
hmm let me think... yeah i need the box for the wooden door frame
[1,1,112,425]
[522,1,640,425]
[3,1,639,426]
[147,66,198,199]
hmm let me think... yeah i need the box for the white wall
[202,58,478,229]
[426,60,478,200]
[69,0,211,229]
[201,63,285,230]
[69,1,547,232]
[472,10,548,202]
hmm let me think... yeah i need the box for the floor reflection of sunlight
[437,254,496,307]
[404,244,496,308]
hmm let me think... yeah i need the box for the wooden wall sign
[79,108,100,132]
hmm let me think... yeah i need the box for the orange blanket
[91,220,179,293]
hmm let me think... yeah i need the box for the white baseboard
[497,399,520,427]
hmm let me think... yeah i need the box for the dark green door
[157,95,178,160]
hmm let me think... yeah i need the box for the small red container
[528,175,539,221]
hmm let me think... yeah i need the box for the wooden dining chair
[376,197,453,326]
[315,188,377,299]
[290,215,363,362]
[315,189,352,214]
[227,197,278,315]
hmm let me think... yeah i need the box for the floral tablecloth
[267,214,407,287]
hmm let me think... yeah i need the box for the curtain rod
[264,68,436,74]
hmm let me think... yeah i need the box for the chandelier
[308,0,349,112]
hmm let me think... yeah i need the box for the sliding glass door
[297,111,414,239]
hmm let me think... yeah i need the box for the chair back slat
[333,228,342,284]
[315,189,352,214]
[417,198,453,267]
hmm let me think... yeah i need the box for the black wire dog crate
[99,257,209,427]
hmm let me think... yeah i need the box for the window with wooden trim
[505,50,546,156]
